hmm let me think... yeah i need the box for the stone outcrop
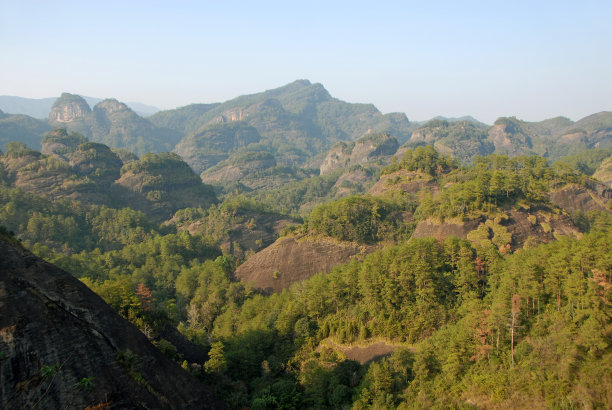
[235,235,374,293]
[48,93,91,124]
[0,238,221,409]
[320,133,399,175]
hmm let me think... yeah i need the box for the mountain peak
[95,98,132,114]
[49,93,91,123]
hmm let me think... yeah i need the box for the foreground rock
[0,238,221,409]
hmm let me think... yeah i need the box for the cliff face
[48,93,92,124]
[0,238,221,409]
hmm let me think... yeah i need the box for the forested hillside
[1,117,611,409]
[1,84,611,409]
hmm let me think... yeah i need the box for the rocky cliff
[235,235,374,293]
[0,237,221,409]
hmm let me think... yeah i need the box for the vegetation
[1,105,611,408]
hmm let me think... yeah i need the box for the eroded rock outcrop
[0,238,221,409]
[320,133,398,175]
[235,235,374,293]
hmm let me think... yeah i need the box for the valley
[0,81,611,409]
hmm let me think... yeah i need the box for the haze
[1,0,611,124]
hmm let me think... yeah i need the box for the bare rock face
[411,218,483,241]
[48,93,92,124]
[320,133,399,175]
[487,117,534,156]
[0,238,221,409]
[235,235,374,293]
[319,142,351,175]
[549,184,612,214]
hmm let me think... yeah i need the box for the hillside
[157,80,413,172]
[0,131,217,220]
[405,119,493,163]
[0,111,50,150]
[0,237,221,409]
[1,84,612,409]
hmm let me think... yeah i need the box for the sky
[1,0,611,124]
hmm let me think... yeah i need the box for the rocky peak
[48,93,91,123]
[94,98,131,115]
[320,133,399,175]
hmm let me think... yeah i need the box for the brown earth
[505,208,580,248]
[319,339,402,364]
[411,218,483,241]
[0,238,221,409]
[235,235,375,293]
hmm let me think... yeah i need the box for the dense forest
[1,83,612,408]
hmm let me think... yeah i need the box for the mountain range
[1,78,611,407]
[1,80,611,175]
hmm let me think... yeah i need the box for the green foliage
[554,148,612,176]
[308,194,412,243]
[4,141,41,159]
[383,145,456,176]
[204,341,227,373]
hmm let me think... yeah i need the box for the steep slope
[561,111,612,148]
[1,131,124,204]
[487,117,538,157]
[0,237,221,409]
[234,235,374,293]
[593,155,612,186]
[174,122,262,173]
[91,99,181,155]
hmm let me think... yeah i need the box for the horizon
[3,80,609,125]
[1,1,611,124]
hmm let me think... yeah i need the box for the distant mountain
[400,113,612,163]
[3,85,612,172]
[152,80,414,171]
[405,119,494,163]
[0,110,50,150]
[0,131,216,220]
[0,95,159,119]
[48,93,179,156]
[431,115,486,125]
[488,113,612,160]
[319,132,399,175]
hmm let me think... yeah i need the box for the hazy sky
[1,0,611,123]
